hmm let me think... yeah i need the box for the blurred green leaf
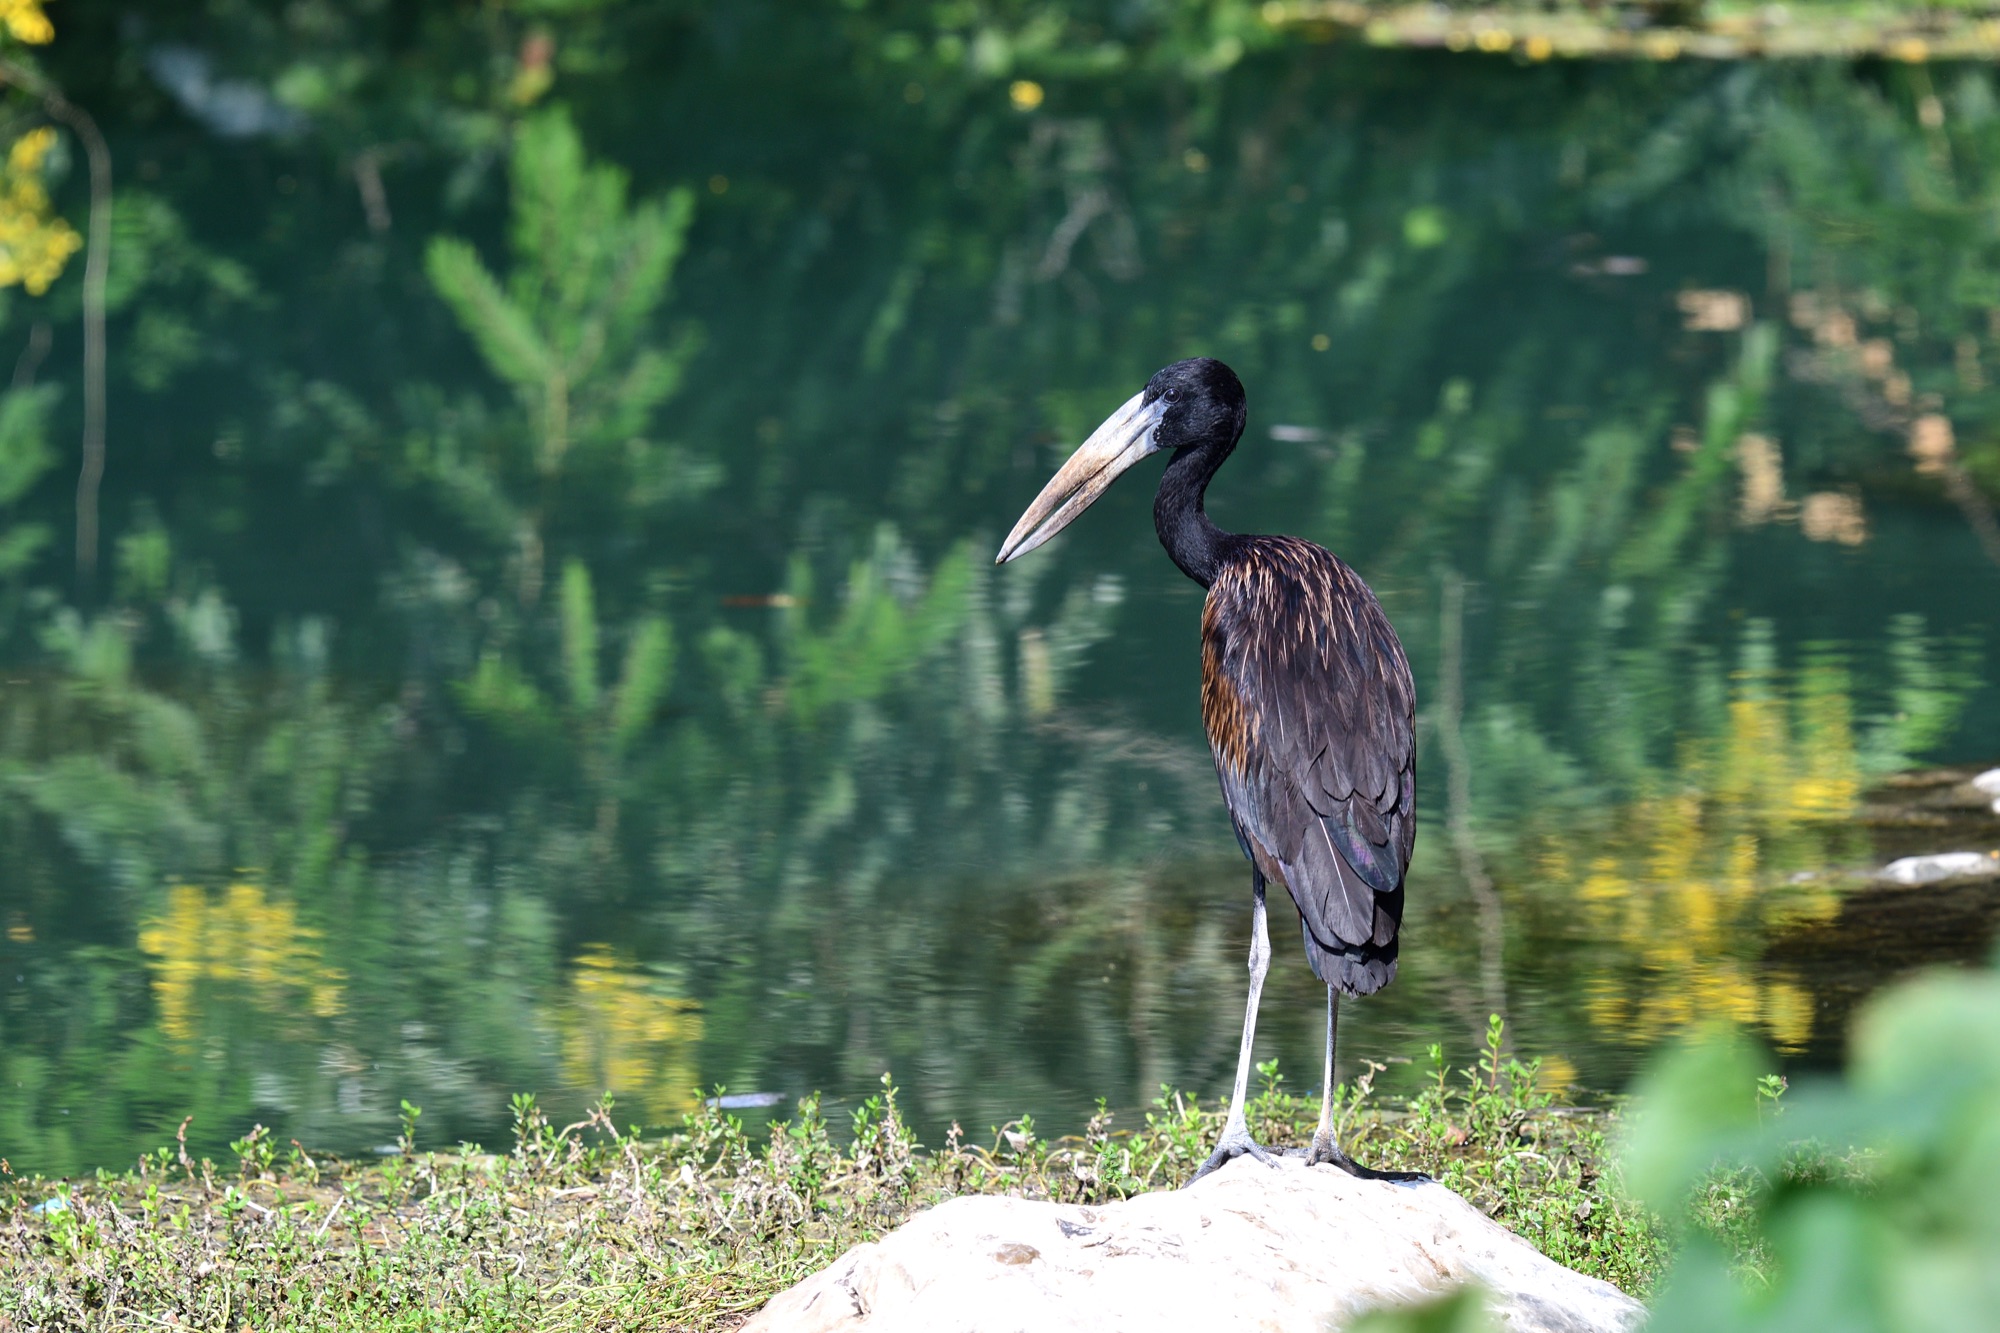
[560,558,601,716]
[0,521,46,577]
[1851,970,2000,1098]
[1630,965,2000,1332]
[429,107,697,479]
[114,518,172,603]
[783,530,975,721]
[0,384,56,508]
[458,649,554,732]
[1619,1025,1767,1217]
[610,614,675,752]
[1349,1286,1497,1333]
[426,237,556,396]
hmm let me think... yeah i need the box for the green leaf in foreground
[1629,964,2000,1332]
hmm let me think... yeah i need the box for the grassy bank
[3,1025,1687,1332]
[1267,0,2000,60]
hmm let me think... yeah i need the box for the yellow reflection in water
[137,883,346,1046]
[0,0,54,44]
[0,126,83,295]
[1552,672,1861,1054]
[558,945,704,1122]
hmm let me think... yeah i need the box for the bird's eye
[1163,387,1181,402]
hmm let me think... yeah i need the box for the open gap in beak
[996,391,1166,564]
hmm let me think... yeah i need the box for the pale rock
[1880,850,1998,885]
[743,1154,1644,1333]
[1971,768,2000,813]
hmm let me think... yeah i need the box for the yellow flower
[0,0,53,45]
[0,126,81,295]
[8,126,54,174]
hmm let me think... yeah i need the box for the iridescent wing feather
[1200,536,1416,996]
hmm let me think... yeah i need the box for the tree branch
[0,57,111,589]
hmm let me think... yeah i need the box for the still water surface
[4,30,2000,1176]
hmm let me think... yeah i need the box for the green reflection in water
[1,9,1999,1178]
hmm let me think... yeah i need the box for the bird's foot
[1304,1127,1428,1183]
[1188,1124,1279,1185]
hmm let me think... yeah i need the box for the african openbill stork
[996,357,1420,1183]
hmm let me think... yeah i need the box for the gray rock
[1880,850,1999,885]
[743,1155,1645,1333]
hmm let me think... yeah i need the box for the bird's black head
[1142,358,1247,454]
[995,356,1248,565]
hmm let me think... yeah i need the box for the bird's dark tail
[1299,915,1398,996]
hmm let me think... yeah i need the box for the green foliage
[397,1100,423,1158]
[1613,322,1776,584]
[1351,1287,1500,1333]
[1858,614,1982,772]
[103,191,256,317]
[457,649,554,732]
[454,558,677,764]
[0,385,54,506]
[1620,1025,1770,1216]
[1358,1018,1671,1291]
[1625,964,2000,1331]
[610,613,675,752]
[558,557,600,714]
[425,107,698,477]
[113,514,172,603]
[783,529,977,722]
[0,384,55,579]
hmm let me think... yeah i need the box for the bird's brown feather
[1200,536,1416,996]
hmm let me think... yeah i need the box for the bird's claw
[1304,1128,1429,1183]
[1188,1126,1280,1185]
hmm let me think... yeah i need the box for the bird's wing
[1201,537,1416,958]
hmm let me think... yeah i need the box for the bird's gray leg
[1305,988,1346,1166]
[1190,873,1279,1183]
[1310,986,1339,1157]
[1306,989,1427,1182]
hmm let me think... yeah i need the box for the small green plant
[1479,1013,1509,1092]
[1753,1073,1786,1120]
[229,1123,275,1180]
[850,1073,920,1192]
[397,1100,423,1158]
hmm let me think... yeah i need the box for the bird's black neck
[1153,437,1236,588]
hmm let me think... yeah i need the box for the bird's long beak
[995,391,1167,564]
